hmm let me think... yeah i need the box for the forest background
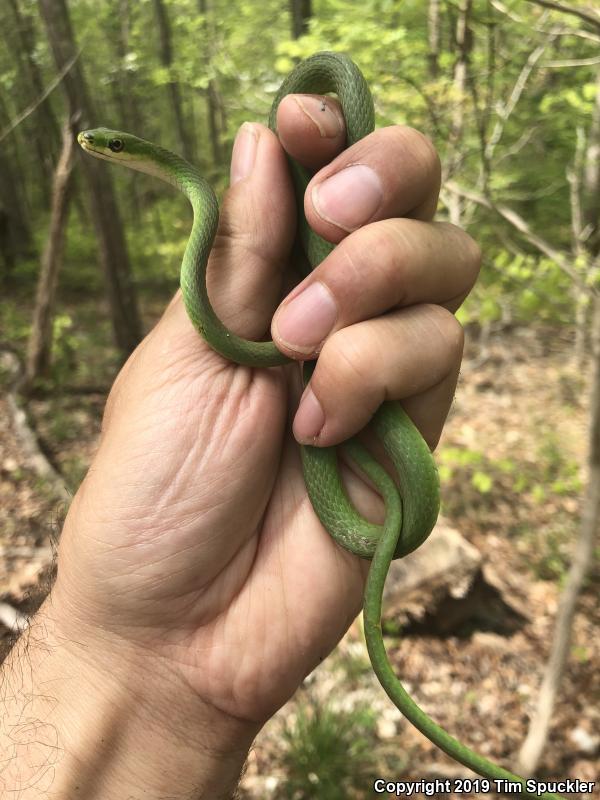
[1,1,599,798]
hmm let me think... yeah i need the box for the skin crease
[1,91,480,798]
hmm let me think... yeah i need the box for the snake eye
[108,138,124,153]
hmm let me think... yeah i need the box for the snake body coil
[78,52,564,800]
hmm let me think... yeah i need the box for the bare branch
[0,47,81,144]
[399,75,445,141]
[524,0,600,30]
[496,126,538,164]
[491,0,600,43]
[543,54,600,67]
[444,181,594,293]
[485,40,551,162]
[568,126,586,255]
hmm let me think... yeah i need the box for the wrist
[1,595,259,799]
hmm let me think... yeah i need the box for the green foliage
[535,433,582,498]
[458,252,574,327]
[49,313,80,386]
[438,446,494,496]
[440,428,581,506]
[125,194,189,287]
[61,454,89,492]
[0,302,30,345]
[61,215,101,293]
[338,650,372,682]
[1,0,597,338]
[571,644,590,663]
[440,425,581,582]
[521,520,573,583]
[280,697,377,799]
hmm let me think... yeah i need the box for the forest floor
[0,307,598,800]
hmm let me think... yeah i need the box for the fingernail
[312,164,383,232]
[273,282,337,354]
[292,95,344,138]
[230,123,258,185]
[294,387,325,443]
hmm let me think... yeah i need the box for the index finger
[275,94,348,172]
[305,125,441,244]
[277,97,441,243]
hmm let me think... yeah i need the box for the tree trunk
[206,82,224,165]
[518,62,600,775]
[289,0,312,39]
[152,0,193,162]
[0,150,32,283]
[428,0,441,78]
[447,0,472,225]
[6,0,60,199]
[0,89,32,282]
[24,118,76,390]
[110,0,144,221]
[38,0,142,357]
[113,0,144,135]
[517,296,600,775]
[569,126,588,367]
[583,67,600,257]
[198,0,224,166]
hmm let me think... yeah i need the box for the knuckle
[319,328,376,390]
[465,234,483,279]
[423,303,464,360]
[400,126,441,183]
[331,223,407,311]
[335,237,366,294]
[436,221,482,288]
[359,222,409,300]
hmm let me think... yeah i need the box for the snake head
[77,128,153,168]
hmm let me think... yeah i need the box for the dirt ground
[1,323,598,799]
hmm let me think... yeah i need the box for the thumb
[204,122,297,340]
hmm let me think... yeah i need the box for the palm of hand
[56,104,470,729]
[58,295,368,723]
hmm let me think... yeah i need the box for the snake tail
[362,483,563,800]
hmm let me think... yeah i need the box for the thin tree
[152,0,193,162]
[38,0,142,357]
[517,296,600,773]
[446,0,473,226]
[0,98,32,283]
[445,62,600,778]
[517,61,600,776]
[24,117,77,391]
[428,0,441,78]
[198,0,225,166]
[439,2,600,773]
[6,0,60,199]
[289,0,312,39]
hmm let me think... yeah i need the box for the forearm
[0,597,257,799]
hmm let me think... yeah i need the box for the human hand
[30,93,479,795]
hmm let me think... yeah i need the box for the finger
[211,122,299,339]
[291,303,464,449]
[155,122,297,343]
[304,126,441,243]
[275,94,347,172]
[271,219,480,358]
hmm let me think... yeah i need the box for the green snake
[78,52,564,800]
